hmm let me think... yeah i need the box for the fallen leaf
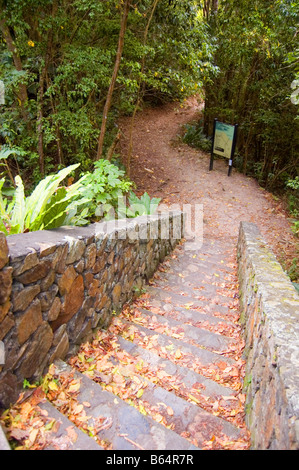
[139,404,147,415]
[48,381,59,392]
[72,404,84,415]
[66,426,78,443]
[68,381,81,393]
[136,389,144,398]
[175,349,182,359]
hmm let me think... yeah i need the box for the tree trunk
[0,17,29,121]
[37,66,46,176]
[126,0,160,175]
[96,0,130,160]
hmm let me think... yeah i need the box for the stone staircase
[1,237,250,450]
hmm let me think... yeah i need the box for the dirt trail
[119,96,298,277]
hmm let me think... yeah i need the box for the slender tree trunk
[96,0,130,160]
[45,71,64,166]
[127,0,160,175]
[0,17,29,121]
[44,1,64,167]
[37,66,46,176]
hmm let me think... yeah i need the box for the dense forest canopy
[0,0,211,180]
[0,0,298,224]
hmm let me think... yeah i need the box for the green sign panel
[209,119,238,176]
[213,121,235,159]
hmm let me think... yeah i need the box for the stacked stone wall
[237,221,299,450]
[0,212,184,409]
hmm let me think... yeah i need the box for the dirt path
[119,96,298,279]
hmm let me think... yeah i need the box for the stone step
[80,351,243,448]
[115,335,239,403]
[48,360,198,451]
[119,306,235,354]
[137,304,236,336]
[172,243,236,266]
[150,273,237,305]
[0,424,10,450]
[153,269,236,294]
[2,233,249,451]
[38,400,103,450]
[156,252,237,280]
[111,316,237,370]
[138,286,235,320]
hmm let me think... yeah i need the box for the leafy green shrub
[286,177,299,191]
[72,159,133,223]
[0,160,163,234]
[286,177,299,236]
[0,164,88,234]
[183,123,212,152]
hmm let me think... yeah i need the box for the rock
[92,255,107,274]
[55,244,68,274]
[112,283,122,307]
[15,260,51,284]
[39,284,59,311]
[12,284,40,312]
[95,294,110,311]
[67,297,94,343]
[88,278,100,297]
[74,259,84,273]
[84,243,96,270]
[18,322,53,379]
[15,260,51,285]
[0,300,11,323]
[40,270,55,291]
[58,265,77,296]
[0,314,14,341]
[16,299,43,346]
[0,233,9,270]
[48,325,69,363]
[0,267,12,304]
[0,372,18,409]
[66,239,85,265]
[52,275,84,330]
[47,297,61,322]
[12,251,39,276]
[63,275,84,317]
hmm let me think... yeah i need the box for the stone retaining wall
[237,221,299,450]
[0,211,184,409]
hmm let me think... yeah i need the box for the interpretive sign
[209,119,238,176]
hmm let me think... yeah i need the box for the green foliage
[286,176,299,237]
[117,191,161,218]
[74,159,133,222]
[0,0,212,184]
[0,158,162,234]
[183,122,212,152]
[203,0,299,190]
[286,177,299,191]
[0,164,88,234]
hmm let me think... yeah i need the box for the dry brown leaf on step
[66,426,78,443]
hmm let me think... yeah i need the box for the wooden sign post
[209,119,238,176]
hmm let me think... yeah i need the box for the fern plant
[0,164,89,235]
